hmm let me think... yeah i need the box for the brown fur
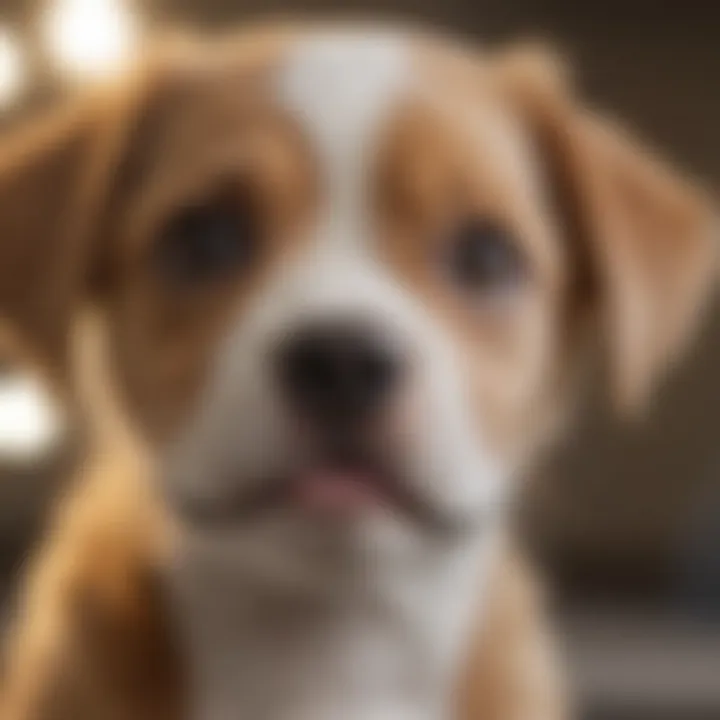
[0,28,716,720]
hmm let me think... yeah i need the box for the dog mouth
[170,448,469,538]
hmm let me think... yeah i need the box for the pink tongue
[294,470,383,514]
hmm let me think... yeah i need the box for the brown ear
[0,101,105,384]
[0,64,168,389]
[499,47,718,410]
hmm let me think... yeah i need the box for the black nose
[277,322,402,425]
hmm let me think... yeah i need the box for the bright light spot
[42,0,139,81]
[0,28,26,108]
[0,374,62,461]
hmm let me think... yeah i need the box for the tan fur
[456,550,569,720]
[0,26,716,720]
[494,44,718,409]
[374,92,568,460]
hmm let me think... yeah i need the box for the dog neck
[164,526,502,720]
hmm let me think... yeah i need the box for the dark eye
[154,197,257,285]
[446,220,525,292]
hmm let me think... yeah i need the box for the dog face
[135,35,563,548]
[0,27,715,578]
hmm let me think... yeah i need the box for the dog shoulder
[1,453,182,720]
[456,543,569,720]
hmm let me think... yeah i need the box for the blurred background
[0,2,718,719]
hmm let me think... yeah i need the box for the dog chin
[174,502,434,598]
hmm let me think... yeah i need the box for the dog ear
[0,92,130,387]
[498,45,718,411]
[0,102,92,378]
[0,50,187,391]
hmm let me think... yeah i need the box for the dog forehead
[273,32,412,171]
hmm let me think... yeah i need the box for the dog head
[0,25,715,581]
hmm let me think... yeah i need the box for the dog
[0,22,716,720]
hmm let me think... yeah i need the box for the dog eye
[154,198,257,284]
[446,220,525,292]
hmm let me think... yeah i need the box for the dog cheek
[157,303,297,512]
[402,328,508,520]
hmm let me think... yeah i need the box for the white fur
[161,31,510,720]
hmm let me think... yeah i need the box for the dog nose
[277,322,402,425]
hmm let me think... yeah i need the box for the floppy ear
[499,46,718,410]
[0,65,170,389]
[0,101,106,384]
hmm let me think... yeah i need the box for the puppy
[0,23,716,720]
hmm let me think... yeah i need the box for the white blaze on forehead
[276,32,410,237]
[277,32,410,166]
